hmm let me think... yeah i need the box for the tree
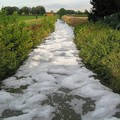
[18,6,31,15]
[2,6,19,15]
[84,9,89,14]
[65,10,75,15]
[89,0,120,21]
[31,6,46,15]
[76,11,83,15]
[57,8,66,17]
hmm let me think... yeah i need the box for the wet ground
[0,20,120,120]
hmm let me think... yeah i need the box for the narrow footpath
[0,20,120,120]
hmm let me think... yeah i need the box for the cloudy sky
[0,0,92,12]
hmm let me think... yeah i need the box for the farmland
[16,15,42,22]
[62,15,88,26]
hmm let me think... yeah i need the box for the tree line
[57,8,88,17]
[1,6,46,15]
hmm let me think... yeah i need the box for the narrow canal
[0,20,120,120]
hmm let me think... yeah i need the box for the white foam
[4,77,33,88]
[0,91,13,104]
[3,106,55,120]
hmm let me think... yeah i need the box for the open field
[62,15,88,26]
[67,14,88,17]
[16,15,43,22]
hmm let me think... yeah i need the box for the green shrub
[0,11,57,80]
[74,22,120,93]
[104,13,120,28]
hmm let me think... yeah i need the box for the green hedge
[0,11,57,80]
[74,23,120,93]
[103,12,120,28]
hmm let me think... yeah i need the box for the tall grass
[0,11,57,80]
[74,23,120,93]
[62,15,88,26]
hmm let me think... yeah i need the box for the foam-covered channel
[0,20,120,120]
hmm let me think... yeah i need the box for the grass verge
[74,23,120,93]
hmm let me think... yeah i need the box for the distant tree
[31,6,46,15]
[57,8,76,17]
[57,8,66,17]
[84,9,89,14]
[2,6,19,15]
[50,10,54,13]
[89,0,120,21]
[65,10,75,15]
[18,9,22,15]
[31,7,35,15]
[18,6,31,15]
[76,11,83,15]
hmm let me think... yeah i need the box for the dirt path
[0,20,120,120]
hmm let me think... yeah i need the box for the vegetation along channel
[0,0,120,120]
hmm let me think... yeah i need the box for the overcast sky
[0,0,92,12]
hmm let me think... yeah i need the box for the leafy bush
[104,12,120,28]
[0,11,57,80]
[74,23,120,93]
